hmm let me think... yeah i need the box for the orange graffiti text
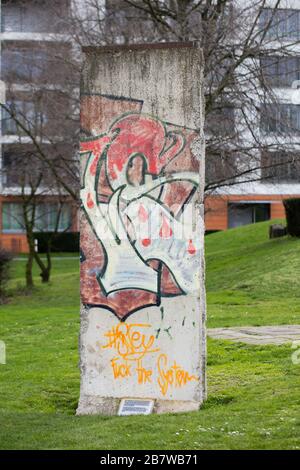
[136,360,153,384]
[102,323,160,361]
[111,357,132,379]
[157,354,198,396]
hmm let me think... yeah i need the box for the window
[2,100,47,136]
[2,142,75,189]
[34,204,72,232]
[260,8,300,41]
[105,0,155,43]
[1,47,50,82]
[1,202,72,233]
[1,0,67,33]
[260,104,300,134]
[2,146,42,187]
[2,148,25,187]
[228,203,270,229]
[2,203,25,232]
[1,1,23,33]
[1,43,73,84]
[206,152,238,186]
[260,56,300,87]
[261,151,300,183]
[205,105,235,136]
[207,58,235,88]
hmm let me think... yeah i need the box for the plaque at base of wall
[118,398,155,416]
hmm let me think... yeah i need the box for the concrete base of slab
[76,395,201,416]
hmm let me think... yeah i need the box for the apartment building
[1,0,299,253]
[0,0,78,252]
[205,1,300,230]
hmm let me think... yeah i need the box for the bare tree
[0,141,72,287]
[0,1,79,285]
[68,0,300,195]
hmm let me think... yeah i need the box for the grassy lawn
[206,220,300,327]
[0,220,299,449]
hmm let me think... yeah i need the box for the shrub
[33,232,79,253]
[0,249,12,301]
[283,198,300,237]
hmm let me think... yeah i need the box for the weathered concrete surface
[208,325,300,345]
[77,43,206,415]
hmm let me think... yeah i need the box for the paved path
[208,325,300,345]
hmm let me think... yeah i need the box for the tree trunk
[40,269,50,283]
[25,251,34,289]
[40,267,51,283]
[36,238,52,283]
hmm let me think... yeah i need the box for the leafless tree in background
[1,1,80,284]
[0,90,78,285]
[69,0,300,196]
[0,137,72,287]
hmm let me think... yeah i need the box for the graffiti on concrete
[80,95,201,320]
[96,322,198,395]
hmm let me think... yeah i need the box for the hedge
[0,249,12,300]
[33,232,79,253]
[283,198,300,237]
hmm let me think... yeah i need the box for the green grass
[0,220,299,449]
[206,220,300,327]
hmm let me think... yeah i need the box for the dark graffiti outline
[80,109,199,320]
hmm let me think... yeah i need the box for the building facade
[205,0,300,230]
[0,0,78,253]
